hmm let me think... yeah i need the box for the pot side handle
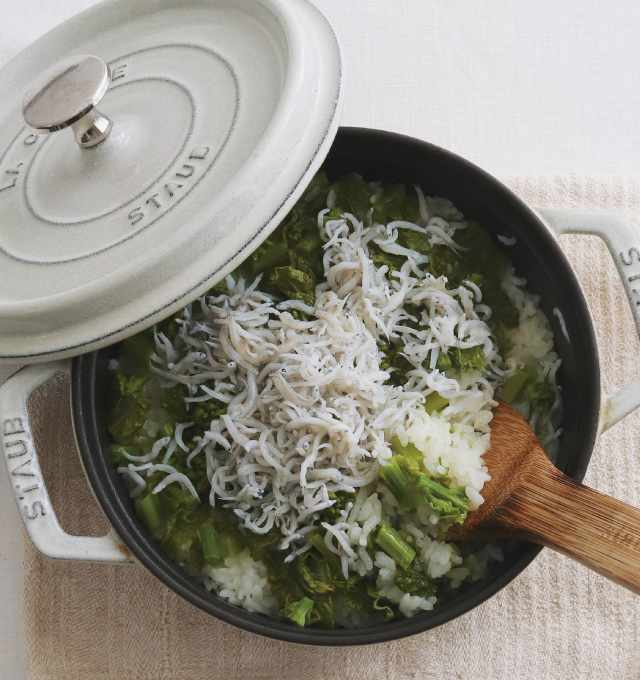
[0,360,134,563]
[536,208,640,433]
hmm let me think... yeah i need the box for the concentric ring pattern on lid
[0,0,343,363]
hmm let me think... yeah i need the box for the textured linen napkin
[22,175,640,680]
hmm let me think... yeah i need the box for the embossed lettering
[5,440,28,458]
[189,146,209,160]
[23,501,45,520]
[0,163,24,193]
[620,248,640,266]
[175,164,195,178]
[4,418,25,435]
[128,207,145,225]
[24,134,38,146]
[146,194,161,208]
[112,64,127,81]
[165,182,183,198]
[11,458,35,477]
[15,483,39,500]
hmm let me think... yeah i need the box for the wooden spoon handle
[496,462,640,593]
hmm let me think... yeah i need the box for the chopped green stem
[308,531,342,574]
[135,492,163,530]
[375,523,416,570]
[199,522,224,567]
[500,365,537,404]
[423,392,450,414]
[378,457,422,508]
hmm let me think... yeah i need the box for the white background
[1,0,640,678]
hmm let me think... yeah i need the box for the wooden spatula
[446,400,640,593]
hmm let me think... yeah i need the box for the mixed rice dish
[108,172,563,628]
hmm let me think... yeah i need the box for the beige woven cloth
[23,175,640,680]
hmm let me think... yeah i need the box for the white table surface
[2,0,640,678]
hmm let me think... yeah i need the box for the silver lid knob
[21,54,113,148]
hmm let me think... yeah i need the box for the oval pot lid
[0,0,343,363]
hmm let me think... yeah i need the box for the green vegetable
[280,597,315,627]
[159,423,175,439]
[372,183,406,224]
[308,531,343,574]
[413,474,470,530]
[391,438,424,475]
[393,567,437,599]
[110,444,140,466]
[154,310,185,343]
[121,333,156,374]
[243,525,282,562]
[396,227,431,256]
[198,522,224,567]
[424,392,450,414]
[263,551,335,628]
[375,523,416,570]
[378,456,423,509]
[451,346,485,372]
[500,365,537,404]
[273,266,316,306]
[322,490,356,524]
[135,491,163,530]
[297,552,334,594]
[367,586,395,621]
[250,241,288,274]
[483,289,520,330]
[108,371,149,445]
[333,575,395,621]
[329,173,375,221]
[527,380,556,413]
[435,351,452,371]
[370,246,406,278]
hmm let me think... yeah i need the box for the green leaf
[273,266,316,306]
[527,380,556,413]
[249,241,288,274]
[366,586,395,622]
[328,173,375,221]
[121,332,156,374]
[243,525,283,562]
[297,552,334,594]
[280,597,315,627]
[372,183,406,224]
[110,444,140,466]
[108,371,149,445]
[396,227,431,256]
[393,567,437,599]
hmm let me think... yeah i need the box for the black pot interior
[73,127,601,646]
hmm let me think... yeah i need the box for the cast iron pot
[5,127,640,646]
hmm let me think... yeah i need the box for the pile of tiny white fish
[149,192,504,545]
